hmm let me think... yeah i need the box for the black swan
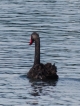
[27,32,58,80]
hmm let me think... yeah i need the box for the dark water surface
[0,0,80,105]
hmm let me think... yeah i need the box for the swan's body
[27,32,58,80]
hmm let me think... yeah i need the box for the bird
[27,32,58,80]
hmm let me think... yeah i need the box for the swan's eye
[29,37,34,45]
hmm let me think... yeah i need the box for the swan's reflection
[29,79,58,96]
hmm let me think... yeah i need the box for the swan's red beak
[29,37,34,45]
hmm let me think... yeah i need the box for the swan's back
[27,63,58,80]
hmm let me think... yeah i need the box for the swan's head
[29,32,39,45]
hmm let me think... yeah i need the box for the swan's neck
[34,38,40,65]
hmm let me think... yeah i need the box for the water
[0,0,80,105]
